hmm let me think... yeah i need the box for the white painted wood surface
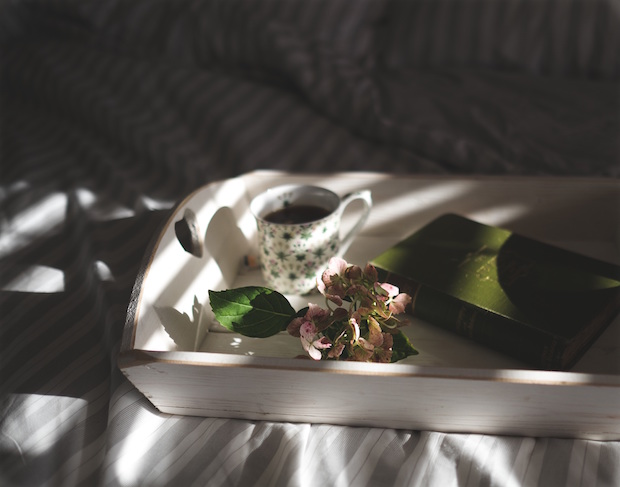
[119,171,620,439]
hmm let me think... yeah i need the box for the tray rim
[118,348,620,388]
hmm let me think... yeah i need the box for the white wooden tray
[119,171,620,439]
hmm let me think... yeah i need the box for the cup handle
[337,190,372,257]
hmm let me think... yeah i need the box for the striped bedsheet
[1,0,619,485]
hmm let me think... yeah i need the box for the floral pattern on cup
[257,215,340,295]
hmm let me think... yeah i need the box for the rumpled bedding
[1,0,619,486]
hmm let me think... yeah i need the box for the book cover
[370,214,620,370]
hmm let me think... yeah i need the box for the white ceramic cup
[250,184,372,295]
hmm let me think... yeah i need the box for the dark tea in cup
[263,205,331,224]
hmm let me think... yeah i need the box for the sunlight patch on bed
[113,409,169,486]
[0,192,67,258]
[75,188,135,220]
[140,194,177,211]
[4,394,87,456]
[2,265,65,293]
[94,260,115,282]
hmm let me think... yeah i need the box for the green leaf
[208,287,296,338]
[391,331,419,363]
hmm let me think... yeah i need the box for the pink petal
[307,345,323,360]
[351,346,373,362]
[299,321,317,340]
[319,269,336,293]
[358,337,375,351]
[306,303,330,322]
[381,333,394,350]
[379,282,399,298]
[345,264,362,280]
[328,257,349,275]
[368,317,384,347]
[317,276,326,294]
[328,343,345,358]
[363,263,378,283]
[313,336,332,350]
[326,294,343,307]
[388,293,412,314]
[349,317,360,342]
[286,317,305,337]
[331,307,349,321]
[328,283,347,299]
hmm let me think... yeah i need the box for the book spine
[382,271,566,369]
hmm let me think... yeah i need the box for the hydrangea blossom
[287,257,412,362]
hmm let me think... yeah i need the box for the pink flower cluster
[286,257,412,362]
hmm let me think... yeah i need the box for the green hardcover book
[370,214,620,370]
